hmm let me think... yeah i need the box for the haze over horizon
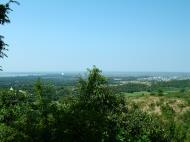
[1,0,190,72]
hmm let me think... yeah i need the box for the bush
[161,103,175,119]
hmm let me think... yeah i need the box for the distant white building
[19,90,26,94]
[10,87,14,91]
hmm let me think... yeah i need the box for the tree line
[0,67,190,142]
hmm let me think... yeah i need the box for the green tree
[0,89,30,141]
[0,0,19,69]
[54,66,126,142]
[34,78,43,100]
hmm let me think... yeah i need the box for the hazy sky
[1,0,190,72]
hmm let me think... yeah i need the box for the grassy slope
[121,91,190,121]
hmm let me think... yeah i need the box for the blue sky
[1,0,190,72]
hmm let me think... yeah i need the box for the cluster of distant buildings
[9,87,26,94]
[139,76,190,82]
[113,74,190,84]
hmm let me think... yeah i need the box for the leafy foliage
[0,0,19,68]
[0,67,189,141]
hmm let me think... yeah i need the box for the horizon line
[1,71,190,73]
